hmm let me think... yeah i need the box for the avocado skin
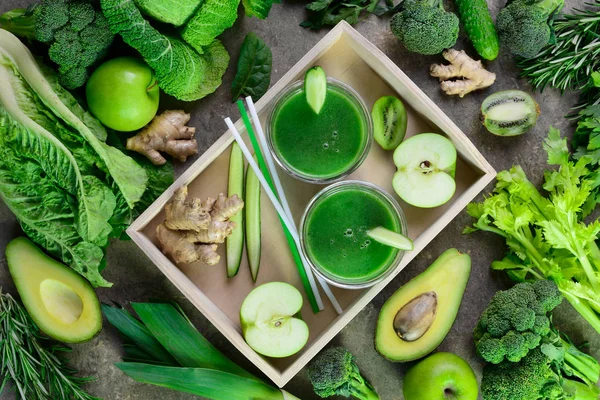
[375,248,471,362]
[6,237,102,343]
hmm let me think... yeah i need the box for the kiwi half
[480,90,540,136]
[372,96,407,150]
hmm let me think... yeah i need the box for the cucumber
[367,227,414,251]
[226,143,244,278]
[454,0,499,61]
[245,161,261,281]
[304,66,327,114]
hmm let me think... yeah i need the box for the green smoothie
[271,83,369,180]
[304,185,401,284]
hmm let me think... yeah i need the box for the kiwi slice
[372,96,407,150]
[304,66,327,114]
[481,90,539,136]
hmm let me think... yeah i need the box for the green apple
[403,352,478,400]
[240,282,309,358]
[86,57,159,132]
[392,133,457,208]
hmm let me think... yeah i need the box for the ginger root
[157,185,244,266]
[430,49,496,97]
[165,186,213,231]
[127,110,198,165]
[157,224,220,266]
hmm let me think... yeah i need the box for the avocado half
[6,237,102,343]
[375,248,471,362]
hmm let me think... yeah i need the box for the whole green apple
[86,57,159,132]
[403,352,478,400]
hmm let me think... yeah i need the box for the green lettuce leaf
[0,147,109,287]
[196,40,230,99]
[0,59,116,247]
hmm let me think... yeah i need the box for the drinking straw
[234,102,326,313]
[224,117,324,312]
[243,97,343,315]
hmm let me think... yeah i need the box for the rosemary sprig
[0,292,99,400]
[516,0,600,93]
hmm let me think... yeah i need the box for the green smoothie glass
[300,181,407,289]
[266,78,372,183]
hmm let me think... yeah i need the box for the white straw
[224,118,325,311]
[245,97,343,315]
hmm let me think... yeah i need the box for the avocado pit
[393,291,437,342]
[39,279,84,324]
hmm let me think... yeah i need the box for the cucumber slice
[226,143,244,278]
[245,161,261,281]
[304,66,327,114]
[367,227,413,251]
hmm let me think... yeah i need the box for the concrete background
[0,0,598,399]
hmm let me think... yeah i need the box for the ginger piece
[165,186,213,232]
[210,193,244,222]
[157,188,244,266]
[430,49,496,97]
[156,224,220,265]
[186,220,236,244]
[126,110,198,165]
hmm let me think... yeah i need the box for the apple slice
[392,133,457,208]
[367,227,413,251]
[240,282,309,358]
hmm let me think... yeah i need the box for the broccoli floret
[68,2,95,32]
[482,347,600,400]
[389,0,458,55]
[308,347,380,400]
[0,0,114,89]
[34,0,69,43]
[474,281,561,364]
[496,0,565,58]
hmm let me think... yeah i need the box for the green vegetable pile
[465,127,600,334]
[0,292,97,400]
[475,282,600,400]
[0,29,172,287]
[0,0,114,89]
[389,0,459,56]
[308,346,380,400]
[103,302,299,400]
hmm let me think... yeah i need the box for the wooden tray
[127,21,496,388]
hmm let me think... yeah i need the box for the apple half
[392,133,457,208]
[240,282,309,358]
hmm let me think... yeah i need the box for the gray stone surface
[0,1,598,399]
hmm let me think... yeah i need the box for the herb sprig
[516,1,600,93]
[0,293,98,400]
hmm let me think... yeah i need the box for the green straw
[236,100,320,313]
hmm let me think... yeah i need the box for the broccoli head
[389,0,458,55]
[496,0,565,58]
[308,347,380,400]
[0,0,114,89]
[482,345,600,400]
[475,281,562,364]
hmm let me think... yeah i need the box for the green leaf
[231,32,272,102]
[181,0,240,52]
[116,363,284,400]
[131,303,255,379]
[101,0,208,102]
[592,71,600,88]
[543,126,569,166]
[196,40,230,100]
[102,304,177,365]
[243,0,275,18]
